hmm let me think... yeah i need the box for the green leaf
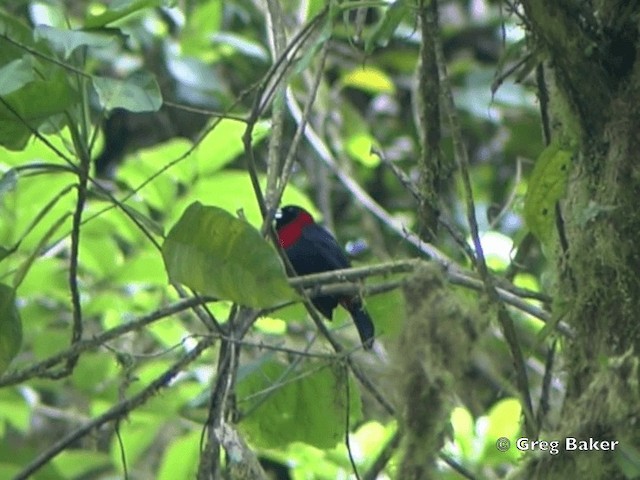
[237,360,362,448]
[345,131,380,167]
[615,441,640,479]
[451,407,475,461]
[52,450,112,479]
[0,56,35,95]
[84,0,163,28]
[480,398,522,465]
[195,119,270,175]
[93,71,162,113]
[365,0,410,54]
[13,212,70,289]
[182,1,222,57]
[0,13,38,66]
[157,430,200,480]
[0,168,17,198]
[34,25,118,59]
[340,102,380,167]
[0,284,22,374]
[0,246,13,263]
[162,202,297,308]
[524,142,572,243]
[0,70,75,150]
[341,66,395,94]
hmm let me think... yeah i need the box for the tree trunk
[519,1,640,478]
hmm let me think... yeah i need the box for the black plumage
[275,205,375,349]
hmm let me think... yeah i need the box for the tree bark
[518,1,640,478]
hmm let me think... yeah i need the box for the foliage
[0,0,615,478]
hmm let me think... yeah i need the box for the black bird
[275,205,375,349]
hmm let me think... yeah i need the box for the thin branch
[433,0,535,436]
[285,88,451,265]
[263,0,288,209]
[243,8,329,218]
[199,307,260,479]
[14,336,215,480]
[363,430,401,480]
[0,297,204,387]
[269,43,330,221]
[62,129,91,375]
[343,363,362,480]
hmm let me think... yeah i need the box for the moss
[393,264,482,478]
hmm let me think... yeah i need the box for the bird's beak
[274,209,283,220]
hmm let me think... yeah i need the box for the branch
[433,2,536,436]
[14,336,215,480]
[0,297,204,387]
[285,88,452,266]
[289,260,563,333]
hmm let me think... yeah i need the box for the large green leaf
[480,398,523,465]
[195,119,271,175]
[524,142,572,243]
[0,70,75,150]
[84,0,163,28]
[157,430,200,480]
[236,360,362,449]
[162,202,296,308]
[0,56,35,95]
[34,25,118,59]
[0,13,38,66]
[93,71,162,113]
[0,284,22,374]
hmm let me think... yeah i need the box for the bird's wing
[299,224,351,271]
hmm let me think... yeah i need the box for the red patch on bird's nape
[277,211,314,248]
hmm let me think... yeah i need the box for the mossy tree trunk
[519,1,640,478]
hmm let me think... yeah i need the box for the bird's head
[275,205,314,231]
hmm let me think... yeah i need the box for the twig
[285,88,451,265]
[13,336,215,480]
[270,44,330,220]
[433,0,535,436]
[363,430,402,480]
[263,0,288,209]
[343,362,362,480]
[536,339,557,433]
[62,127,91,375]
[243,8,329,218]
[0,297,204,386]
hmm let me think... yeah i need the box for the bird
[274,205,375,349]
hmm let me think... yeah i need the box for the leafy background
[0,0,566,479]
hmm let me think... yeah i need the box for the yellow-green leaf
[341,66,395,95]
[524,143,572,243]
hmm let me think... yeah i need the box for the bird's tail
[346,302,375,350]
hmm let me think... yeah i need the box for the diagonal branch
[13,336,215,480]
[432,0,536,436]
